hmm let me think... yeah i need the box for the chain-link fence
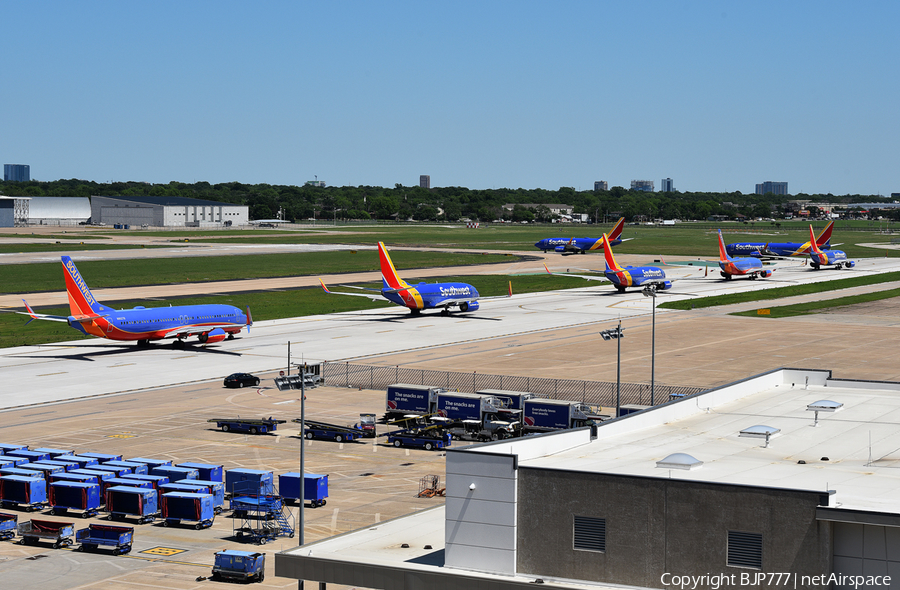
[323,362,703,407]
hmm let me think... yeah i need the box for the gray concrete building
[277,368,900,589]
[89,195,248,227]
[26,197,91,226]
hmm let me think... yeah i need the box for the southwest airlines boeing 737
[807,225,855,270]
[17,256,252,346]
[544,233,672,293]
[534,217,630,254]
[725,221,835,258]
[320,242,511,315]
[716,230,774,280]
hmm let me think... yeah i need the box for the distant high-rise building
[631,180,654,192]
[660,178,674,192]
[755,181,788,195]
[419,175,430,189]
[594,181,608,191]
[4,164,30,182]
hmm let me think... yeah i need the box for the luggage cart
[207,417,286,435]
[294,419,364,442]
[76,524,134,555]
[0,512,17,540]
[17,519,75,548]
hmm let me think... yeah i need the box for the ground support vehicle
[103,460,149,475]
[126,458,172,470]
[383,384,447,422]
[278,473,328,507]
[151,465,199,481]
[225,469,274,497]
[208,417,286,435]
[294,419,363,443]
[212,550,265,583]
[75,523,134,554]
[230,480,294,544]
[48,482,102,518]
[0,512,17,540]
[160,492,215,529]
[358,413,377,437]
[56,455,100,469]
[17,519,74,548]
[79,452,123,463]
[475,389,535,410]
[0,444,27,453]
[523,398,606,432]
[119,473,170,493]
[33,448,74,458]
[105,486,158,524]
[102,477,153,495]
[0,475,47,511]
[385,429,452,451]
[6,450,51,462]
[174,479,224,513]
[176,462,223,482]
[434,391,520,441]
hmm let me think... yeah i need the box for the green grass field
[730,287,900,319]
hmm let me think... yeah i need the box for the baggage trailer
[294,418,363,443]
[33,448,74,458]
[119,473,169,491]
[278,472,328,507]
[76,523,134,555]
[7,449,51,462]
[102,478,153,495]
[50,472,100,485]
[151,465,199,481]
[174,479,225,513]
[88,464,132,477]
[0,444,27,454]
[0,512,17,540]
[17,519,74,548]
[19,463,66,481]
[160,492,215,529]
[0,457,27,468]
[0,475,47,511]
[126,457,172,470]
[68,469,115,486]
[176,462,223,482]
[385,429,452,451]
[103,460,149,475]
[225,469,274,497]
[105,486,158,524]
[48,482,102,518]
[34,459,81,472]
[212,550,265,583]
[208,417,286,435]
[79,452,123,463]
[56,455,100,469]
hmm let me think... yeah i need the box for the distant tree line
[0,178,892,222]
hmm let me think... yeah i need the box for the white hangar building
[276,368,900,590]
[90,195,248,228]
[27,197,91,225]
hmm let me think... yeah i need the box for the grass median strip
[731,287,900,318]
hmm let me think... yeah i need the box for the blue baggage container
[7,450,51,462]
[102,478,153,494]
[159,482,208,497]
[212,550,265,583]
[175,479,224,512]
[176,462,223,482]
[0,444,27,454]
[278,472,328,507]
[225,468,274,495]
[50,472,100,485]
[0,467,37,478]
[0,475,47,510]
[76,523,134,554]
[0,457,28,467]
[33,448,74,458]
[18,463,65,481]
[35,458,80,471]
[126,458,172,469]
[104,461,148,475]
[49,482,102,518]
[69,469,115,484]
[105,486,157,524]
[89,465,131,477]
[160,492,215,529]
[0,512,17,540]
[57,455,100,469]
[79,452,123,463]
[151,466,198,481]
[119,474,169,490]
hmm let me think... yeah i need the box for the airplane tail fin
[60,256,105,316]
[246,306,253,327]
[378,242,409,290]
[717,230,731,262]
[815,220,834,247]
[808,225,823,254]
[607,217,625,242]
[601,233,623,272]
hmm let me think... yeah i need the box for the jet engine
[459,301,480,312]
[198,328,227,344]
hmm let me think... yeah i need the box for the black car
[224,373,261,388]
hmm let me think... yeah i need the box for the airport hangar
[90,195,249,227]
[277,368,900,590]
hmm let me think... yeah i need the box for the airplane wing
[12,299,107,324]
[162,323,247,339]
[543,264,608,282]
[319,279,384,301]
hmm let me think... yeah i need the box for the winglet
[319,279,332,294]
[508,281,513,297]
[21,299,36,325]
[543,263,553,275]
[246,306,253,327]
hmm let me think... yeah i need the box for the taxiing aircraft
[17,256,252,346]
[725,221,835,258]
[544,233,672,293]
[807,225,854,270]
[716,230,774,280]
[320,242,511,315]
[534,217,629,254]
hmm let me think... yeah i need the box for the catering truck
[384,384,446,421]
[522,399,605,432]
[434,392,519,441]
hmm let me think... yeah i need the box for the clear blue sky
[2,1,897,195]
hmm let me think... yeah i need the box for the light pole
[642,285,658,405]
[600,321,625,416]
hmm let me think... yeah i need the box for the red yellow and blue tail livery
[725,221,836,258]
[543,233,672,293]
[534,217,630,254]
[320,242,511,316]
[807,225,854,270]
[717,230,774,280]
[16,256,252,347]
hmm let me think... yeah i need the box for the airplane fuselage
[382,282,481,312]
[605,266,672,291]
[72,303,249,341]
[535,237,623,253]
[810,249,853,269]
[726,240,832,258]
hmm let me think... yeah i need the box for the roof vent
[656,453,703,471]
[739,425,780,448]
[807,400,843,427]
